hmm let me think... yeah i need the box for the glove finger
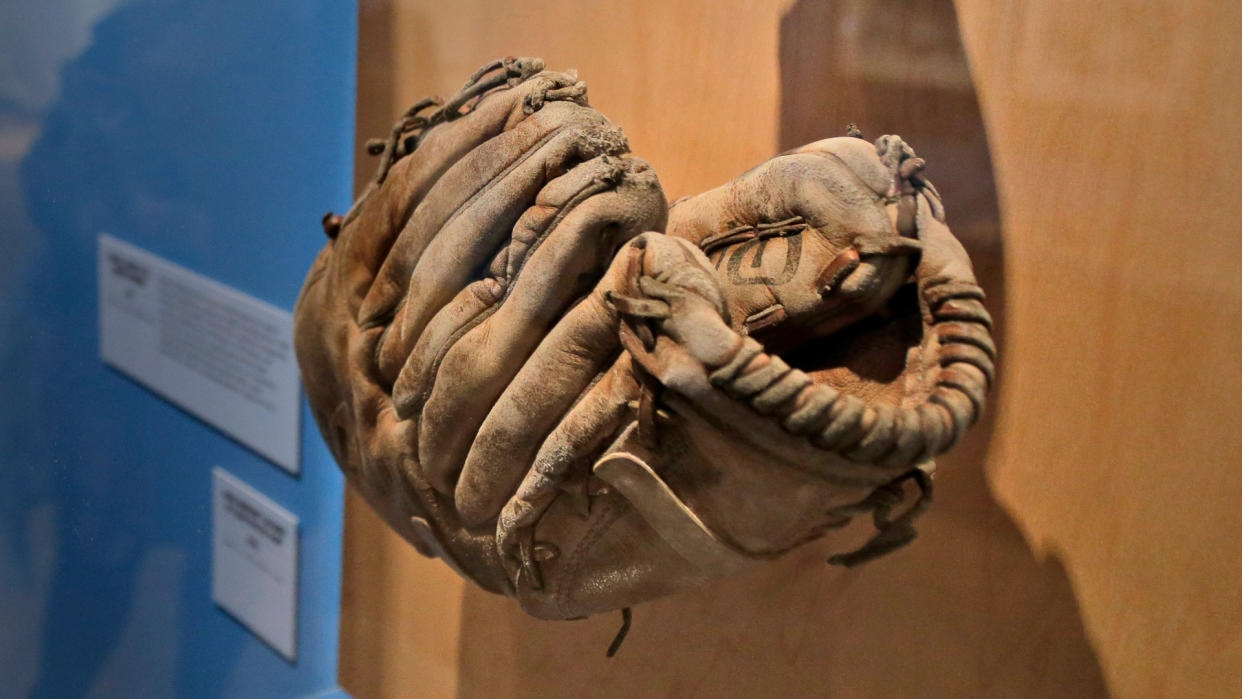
[495,357,639,576]
[384,177,577,415]
[915,190,977,284]
[390,154,661,420]
[668,139,894,246]
[368,109,631,385]
[356,100,618,330]
[448,233,678,525]
[431,235,646,516]
[415,165,664,501]
[336,70,584,314]
[669,137,922,350]
[787,136,897,199]
[424,267,620,500]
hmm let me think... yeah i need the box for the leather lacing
[698,216,808,256]
[325,56,589,235]
[700,272,989,565]
[824,462,935,566]
[702,276,993,467]
[606,607,632,658]
[367,57,549,188]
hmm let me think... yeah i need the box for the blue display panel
[0,1,355,696]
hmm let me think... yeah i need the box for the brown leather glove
[294,58,994,622]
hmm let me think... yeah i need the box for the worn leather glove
[294,58,994,623]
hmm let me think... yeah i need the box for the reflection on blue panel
[0,1,355,696]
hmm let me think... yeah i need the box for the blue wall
[0,1,355,696]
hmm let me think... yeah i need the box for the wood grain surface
[339,1,1242,696]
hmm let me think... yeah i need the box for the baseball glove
[294,58,993,628]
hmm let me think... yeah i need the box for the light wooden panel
[339,1,1242,696]
[957,1,1242,697]
[380,0,788,201]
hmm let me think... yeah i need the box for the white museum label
[211,467,299,661]
[97,234,301,472]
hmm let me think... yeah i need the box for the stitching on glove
[346,56,557,229]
